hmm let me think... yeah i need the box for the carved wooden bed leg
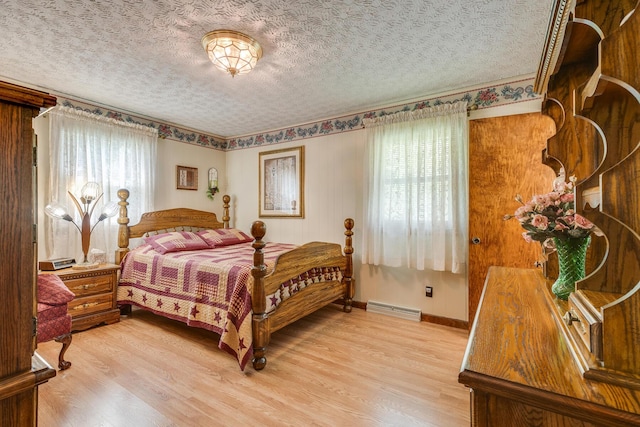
[54,333,72,370]
[250,221,270,370]
[343,218,355,313]
[119,304,132,316]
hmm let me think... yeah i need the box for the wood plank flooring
[36,305,470,426]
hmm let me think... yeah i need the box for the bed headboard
[114,188,230,264]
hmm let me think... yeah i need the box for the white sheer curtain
[45,106,158,262]
[362,101,468,273]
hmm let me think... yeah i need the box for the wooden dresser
[41,264,121,331]
[460,0,640,425]
[459,267,640,426]
[0,82,56,425]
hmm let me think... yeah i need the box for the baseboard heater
[366,300,422,322]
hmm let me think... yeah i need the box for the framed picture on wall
[176,165,198,190]
[259,146,304,218]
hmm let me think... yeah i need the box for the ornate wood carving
[537,0,640,389]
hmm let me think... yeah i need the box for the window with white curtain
[362,101,469,273]
[45,106,158,262]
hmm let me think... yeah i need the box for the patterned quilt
[118,241,297,370]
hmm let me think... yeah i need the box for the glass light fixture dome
[201,30,263,77]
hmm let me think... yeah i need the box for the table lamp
[45,182,118,266]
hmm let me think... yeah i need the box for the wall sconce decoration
[45,182,118,267]
[207,167,219,200]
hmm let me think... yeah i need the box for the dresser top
[459,266,640,422]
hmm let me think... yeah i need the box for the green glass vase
[551,236,590,300]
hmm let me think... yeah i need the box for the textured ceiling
[0,0,553,138]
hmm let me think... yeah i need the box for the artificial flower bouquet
[504,175,596,244]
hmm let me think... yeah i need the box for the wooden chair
[37,274,74,370]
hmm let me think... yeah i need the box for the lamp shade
[202,30,263,77]
[99,201,119,221]
[44,202,73,221]
[80,182,101,203]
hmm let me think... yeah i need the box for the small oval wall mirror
[207,167,219,200]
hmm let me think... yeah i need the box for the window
[362,102,468,273]
[45,106,158,262]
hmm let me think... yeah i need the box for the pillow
[145,231,211,254]
[37,274,75,305]
[197,228,253,247]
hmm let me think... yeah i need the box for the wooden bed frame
[113,189,355,370]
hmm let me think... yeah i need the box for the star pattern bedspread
[117,241,296,370]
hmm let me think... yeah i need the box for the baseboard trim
[420,313,468,330]
[334,299,468,330]
[350,300,367,310]
[366,300,421,322]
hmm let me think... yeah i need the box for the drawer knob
[563,311,580,326]
[73,302,99,310]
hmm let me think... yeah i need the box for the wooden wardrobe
[0,82,56,425]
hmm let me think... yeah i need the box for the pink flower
[548,191,561,202]
[531,214,549,230]
[532,194,549,207]
[560,193,573,203]
[574,214,594,229]
[514,205,531,220]
[506,175,593,242]
[554,222,568,231]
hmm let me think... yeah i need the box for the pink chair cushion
[37,302,68,323]
[37,274,75,305]
[37,314,72,343]
[37,274,74,344]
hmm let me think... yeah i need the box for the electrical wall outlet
[425,286,433,298]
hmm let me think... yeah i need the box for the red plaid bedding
[118,241,341,370]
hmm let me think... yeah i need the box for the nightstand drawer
[42,263,120,331]
[68,293,114,317]
[64,274,113,297]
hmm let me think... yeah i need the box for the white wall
[154,137,227,213]
[225,133,359,241]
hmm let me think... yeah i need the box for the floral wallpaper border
[59,77,539,152]
[58,98,229,150]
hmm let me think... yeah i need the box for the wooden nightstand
[41,264,120,331]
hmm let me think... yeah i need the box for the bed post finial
[343,218,355,313]
[222,195,230,229]
[250,220,269,370]
[114,189,130,265]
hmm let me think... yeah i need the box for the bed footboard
[250,218,355,371]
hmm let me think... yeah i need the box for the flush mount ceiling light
[201,30,263,78]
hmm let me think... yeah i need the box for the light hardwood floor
[37,305,470,426]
